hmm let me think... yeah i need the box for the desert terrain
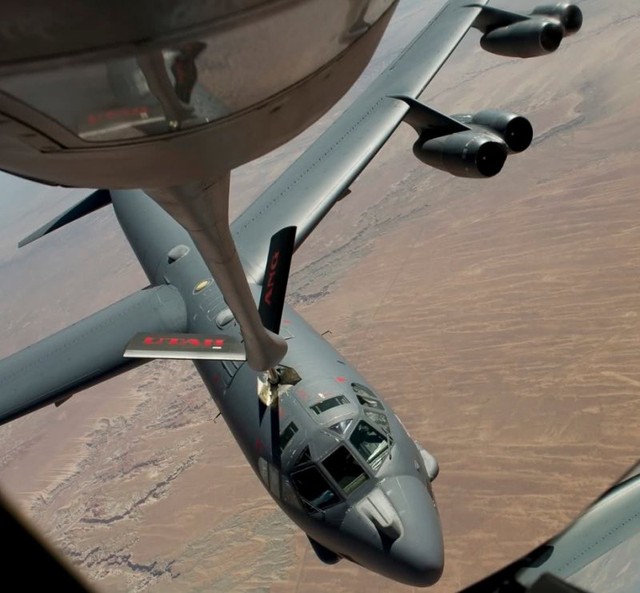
[1,0,639,592]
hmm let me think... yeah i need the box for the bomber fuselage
[113,190,444,586]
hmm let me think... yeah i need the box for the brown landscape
[1,0,639,591]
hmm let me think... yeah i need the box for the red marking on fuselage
[143,336,224,349]
[335,376,347,383]
[263,250,280,306]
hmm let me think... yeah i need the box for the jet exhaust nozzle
[531,3,583,36]
[455,110,534,154]
[481,20,564,58]
[413,131,508,178]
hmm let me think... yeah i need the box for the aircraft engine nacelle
[413,130,508,178]
[480,19,565,58]
[454,110,534,153]
[531,3,584,36]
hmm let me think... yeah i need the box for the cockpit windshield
[310,394,349,415]
[322,446,369,495]
[291,466,339,512]
[350,421,390,471]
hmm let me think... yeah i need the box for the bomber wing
[457,461,640,593]
[232,0,489,283]
[0,285,187,424]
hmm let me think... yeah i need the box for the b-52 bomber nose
[381,475,444,586]
[341,475,444,587]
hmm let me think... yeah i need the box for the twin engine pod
[406,3,584,177]
[476,3,583,58]
[412,110,534,179]
[413,131,508,179]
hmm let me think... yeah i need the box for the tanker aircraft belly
[0,0,584,587]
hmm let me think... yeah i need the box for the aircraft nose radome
[382,475,444,586]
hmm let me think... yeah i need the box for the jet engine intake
[531,3,583,36]
[413,130,508,178]
[454,110,533,153]
[480,19,564,58]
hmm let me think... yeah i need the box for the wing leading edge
[232,0,489,283]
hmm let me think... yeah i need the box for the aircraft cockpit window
[363,409,390,435]
[351,383,384,410]
[322,446,369,495]
[0,45,230,143]
[290,466,340,512]
[280,422,298,454]
[310,394,349,415]
[350,421,390,471]
[328,419,353,435]
[295,447,312,467]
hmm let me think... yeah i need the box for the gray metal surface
[458,465,640,593]
[517,474,640,588]
[232,0,489,282]
[146,178,288,371]
[106,187,445,585]
[0,284,187,423]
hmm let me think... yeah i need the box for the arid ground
[1,1,639,592]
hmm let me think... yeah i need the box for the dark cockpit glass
[350,421,390,471]
[279,421,298,453]
[322,446,369,495]
[310,394,349,415]
[290,466,339,511]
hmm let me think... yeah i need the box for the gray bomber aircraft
[0,1,584,588]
